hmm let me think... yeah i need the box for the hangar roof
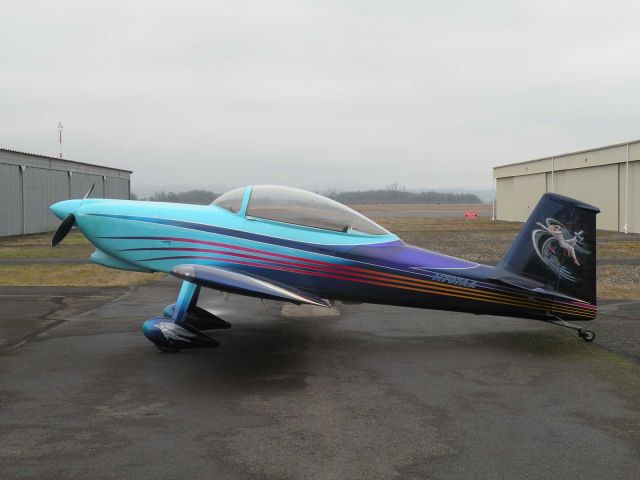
[494,138,640,179]
[0,147,132,176]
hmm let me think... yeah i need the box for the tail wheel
[579,330,596,342]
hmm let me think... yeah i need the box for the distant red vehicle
[464,210,479,219]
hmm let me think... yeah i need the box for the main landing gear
[142,280,230,352]
[545,316,596,342]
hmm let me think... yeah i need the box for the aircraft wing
[171,264,330,308]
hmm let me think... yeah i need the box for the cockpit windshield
[212,187,245,213]
[246,185,389,235]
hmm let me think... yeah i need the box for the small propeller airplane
[50,185,599,352]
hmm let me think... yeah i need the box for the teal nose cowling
[50,199,82,220]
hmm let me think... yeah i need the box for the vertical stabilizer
[498,193,600,305]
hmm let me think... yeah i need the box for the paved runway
[1,279,639,479]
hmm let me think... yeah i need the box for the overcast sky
[2,0,639,195]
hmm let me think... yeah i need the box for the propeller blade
[83,183,95,200]
[51,214,76,247]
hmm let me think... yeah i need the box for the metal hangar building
[493,139,639,233]
[0,148,131,237]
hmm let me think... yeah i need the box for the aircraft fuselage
[50,198,597,323]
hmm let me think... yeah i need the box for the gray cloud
[2,0,639,195]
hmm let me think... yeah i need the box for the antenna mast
[58,121,64,158]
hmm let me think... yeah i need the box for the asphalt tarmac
[1,278,639,480]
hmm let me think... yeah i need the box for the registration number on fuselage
[433,272,477,289]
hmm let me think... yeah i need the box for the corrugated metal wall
[0,164,23,236]
[0,150,130,236]
[495,140,639,233]
[105,176,130,198]
[23,167,69,234]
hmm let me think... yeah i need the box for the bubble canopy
[213,185,389,235]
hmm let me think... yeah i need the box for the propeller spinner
[51,183,95,247]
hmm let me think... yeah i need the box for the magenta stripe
[117,236,597,313]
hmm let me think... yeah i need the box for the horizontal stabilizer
[490,271,590,303]
[171,264,331,308]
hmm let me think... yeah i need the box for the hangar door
[496,177,515,221]
[554,164,618,231]
[497,173,546,222]
[513,173,546,221]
